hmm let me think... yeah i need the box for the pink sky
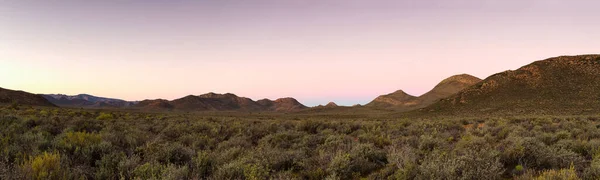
[1,0,599,106]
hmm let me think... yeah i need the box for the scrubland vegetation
[2,105,600,179]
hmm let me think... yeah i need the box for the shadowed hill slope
[423,55,600,115]
[0,87,56,107]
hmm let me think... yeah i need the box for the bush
[327,143,387,179]
[389,146,418,180]
[418,147,503,180]
[95,152,126,180]
[191,151,214,178]
[60,131,102,148]
[132,162,189,180]
[213,160,246,180]
[96,113,114,120]
[534,164,579,180]
[22,152,63,180]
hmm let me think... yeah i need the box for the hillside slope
[0,87,56,107]
[424,55,600,115]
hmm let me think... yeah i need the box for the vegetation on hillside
[2,105,600,179]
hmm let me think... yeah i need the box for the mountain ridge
[137,93,308,112]
[423,54,600,115]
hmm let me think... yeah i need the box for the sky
[1,0,599,106]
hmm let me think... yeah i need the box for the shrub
[191,151,214,178]
[95,152,126,180]
[60,131,102,148]
[328,152,353,179]
[22,152,63,180]
[389,146,418,180]
[213,160,246,180]
[534,164,579,180]
[39,110,49,117]
[96,113,114,120]
[133,162,189,180]
[118,155,142,179]
[419,147,503,180]
[244,164,270,180]
[132,162,164,179]
[418,151,461,179]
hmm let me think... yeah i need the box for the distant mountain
[425,55,600,115]
[366,90,417,108]
[0,87,56,107]
[257,98,308,111]
[136,99,173,110]
[366,74,481,111]
[136,93,307,112]
[170,93,263,111]
[42,94,137,108]
[325,102,339,107]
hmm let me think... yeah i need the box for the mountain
[325,102,339,107]
[424,55,600,115]
[42,94,137,108]
[0,87,56,107]
[257,98,308,111]
[137,93,307,112]
[366,74,481,111]
[170,93,263,111]
[136,99,173,110]
[366,90,417,108]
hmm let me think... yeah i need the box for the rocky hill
[424,55,600,115]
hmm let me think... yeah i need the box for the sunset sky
[1,0,599,106]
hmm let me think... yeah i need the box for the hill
[366,74,481,111]
[42,94,137,108]
[424,55,600,115]
[137,93,307,112]
[0,87,56,107]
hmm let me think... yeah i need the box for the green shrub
[244,164,270,180]
[133,162,164,179]
[133,162,189,180]
[418,147,503,180]
[534,164,579,180]
[191,151,214,178]
[96,113,114,120]
[389,146,418,180]
[22,152,63,180]
[60,131,102,148]
[213,160,246,180]
[95,152,126,180]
